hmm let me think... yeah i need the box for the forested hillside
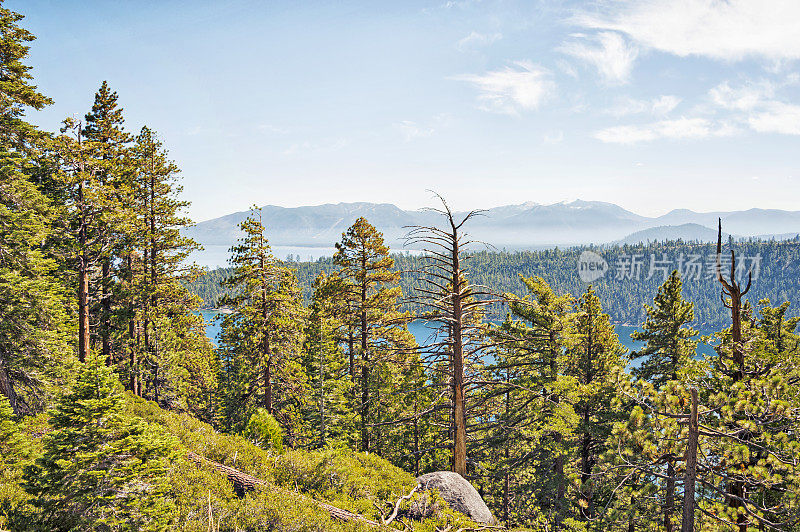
[4,2,800,531]
[188,239,800,329]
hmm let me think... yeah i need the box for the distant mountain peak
[185,200,800,267]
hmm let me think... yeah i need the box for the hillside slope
[124,397,478,531]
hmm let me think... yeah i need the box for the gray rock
[417,471,496,524]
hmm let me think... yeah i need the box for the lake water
[188,245,336,269]
[196,310,717,358]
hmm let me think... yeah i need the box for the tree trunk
[729,293,746,532]
[629,494,636,532]
[101,258,112,365]
[77,178,90,363]
[503,448,510,525]
[681,388,698,532]
[360,268,370,453]
[554,432,565,528]
[579,310,594,520]
[451,235,467,478]
[0,353,19,414]
[580,410,592,520]
[128,254,138,395]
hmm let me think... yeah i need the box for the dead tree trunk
[186,452,381,526]
[715,219,751,532]
[405,193,493,480]
[681,388,699,532]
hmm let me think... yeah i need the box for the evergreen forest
[2,3,800,531]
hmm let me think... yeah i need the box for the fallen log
[186,451,381,527]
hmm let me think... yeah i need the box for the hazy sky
[12,0,800,221]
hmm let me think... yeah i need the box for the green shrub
[124,394,481,531]
[243,408,284,453]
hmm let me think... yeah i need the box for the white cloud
[454,61,555,115]
[707,78,800,135]
[594,117,739,144]
[748,102,800,135]
[573,0,800,61]
[559,32,638,84]
[457,31,502,50]
[608,95,681,116]
[709,80,775,110]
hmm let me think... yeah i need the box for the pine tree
[484,276,578,527]
[629,270,697,532]
[698,299,800,529]
[631,270,697,387]
[564,286,627,522]
[219,209,307,437]
[127,126,211,412]
[0,149,72,413]
[53,119,114,363]
[405,195,492,477]
[0,1,52,147]
[333,216,414,455]
[0,0,70,412]
[301,272,353,448]
[0,394,32,528]
[82,81,134,366]
[26,354,177,530]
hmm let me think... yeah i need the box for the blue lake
[196,310,717,358]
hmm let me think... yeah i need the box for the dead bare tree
[715,218,751,382]
[404,192,495,477]
[715,218,751,532]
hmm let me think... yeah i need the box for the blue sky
[12,0,800,221]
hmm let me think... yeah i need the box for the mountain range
[184,201,800,266]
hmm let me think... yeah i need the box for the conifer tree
[0,1,52,147]
[405,195,492,477]
[128,126,208,408]
[485,276,578,527]
[629,270,697,532]
[219,209,307,437]
[631,270,697,387]
[0,4,70,411]
[27,354,177,530]
[0,394,31,528]
[333,217,414,454]
[564,286,626,522]
[82,81,134,366]
[54,119,114,363]
[301,272,353,448]
[0,149,71,413]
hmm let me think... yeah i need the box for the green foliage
[189,241,800,331]
[332,217,417,457]
[244,408,284,453]
[26,354,178,530]
[297,273,355,449]
[0,148,73,414]
[126,395,477,531]
[0,0,52,146]
[0,394,33,528]
[218,208,308,435]
[630,269,697,386]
